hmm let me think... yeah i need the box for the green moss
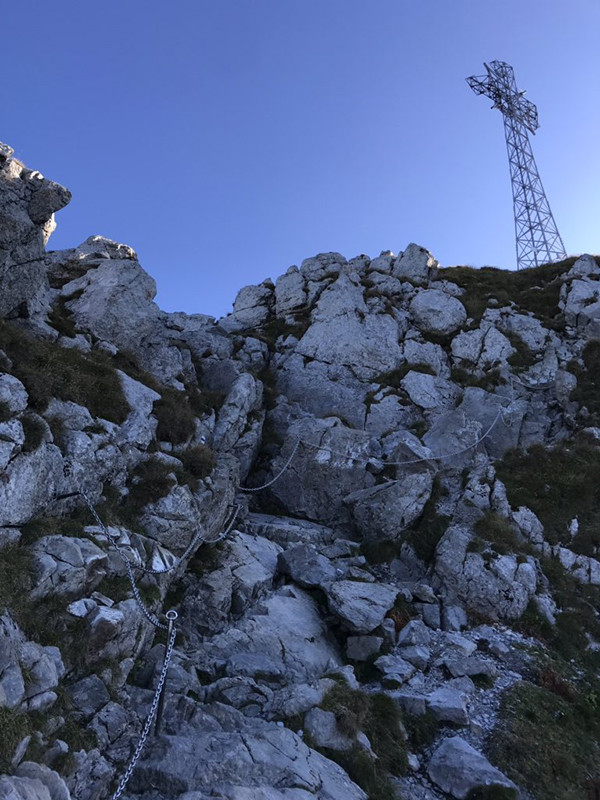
[0,319,130,424]
[487,679,600,800]
[496,441,600,554]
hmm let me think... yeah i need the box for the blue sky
[3,1,599,317]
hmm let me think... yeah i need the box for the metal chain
[110,616,178,800]
[121,504,241,575]
[238,437,301,492]
[78,488,168,630]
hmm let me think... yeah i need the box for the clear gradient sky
[3,1,599,318]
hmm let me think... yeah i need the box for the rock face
[0,149,71,316]
[0,149,596,800]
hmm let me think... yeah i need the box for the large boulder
[326,580,398,633]
[391,243,439,285]
[60,255,161,351]
[294,274,404,379]
[409,289,467,337]
[344,472,434,542]
[434,525,537,620]
[428,737,518,799]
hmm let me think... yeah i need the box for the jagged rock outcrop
[0,147,598,800]
[0,149,71,317]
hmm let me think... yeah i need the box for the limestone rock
[434,526,537,620]
[0,375,28,416]
[61,256,161,351]
[428,737,518,799]
[426,688,469,725]
[14,764,70,800]
[0,445,64,527]
[220,282,274,332]
[374,653,416,687]
[400,371,459,410]
[30,536,107,600]
[295,274,404,378]
[303,708,353,751]
[409,290,467,336]
[275,268,307,316]
[326,580,398,633]
[392,243,438,285]
[344,472,433,543]
[277,545,337,588]
[0,157,70,316]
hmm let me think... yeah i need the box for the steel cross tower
[467,60,566,270]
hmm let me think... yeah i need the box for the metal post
[154,609,178,736]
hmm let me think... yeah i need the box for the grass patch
[176,444,216,489]
[0,706,32,772]
[248,315,311,351]
[0,401,12,422]
[375,363,435,389]
[318,684,408,799]
[450,367,505,390]
[441,257,584,326]
[570,340,600,423]
[402,708,440,749]
[506,332,537,372]
[20,511,89,542]
[517,555,600,667]
[47,296,78,338]
[127,459,176,510]
[487,677,600,800]
[21,413,46,452]
[0,318,129,424]
[473,511,523,556]
[496,441,600,554]
[0,544,33,614]
[403,477,450,563]
[154,387,197,445]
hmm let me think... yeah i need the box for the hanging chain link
[110,614,177,800]
[238,437,301,492]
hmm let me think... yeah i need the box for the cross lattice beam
[467,61,566,269]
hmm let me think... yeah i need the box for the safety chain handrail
[243,373,558,476]
[60,367,557,796]
[109,613,177,800]
[238,437,301,492]
[78,487,169,631]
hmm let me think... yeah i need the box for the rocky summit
[0,147,598,800]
